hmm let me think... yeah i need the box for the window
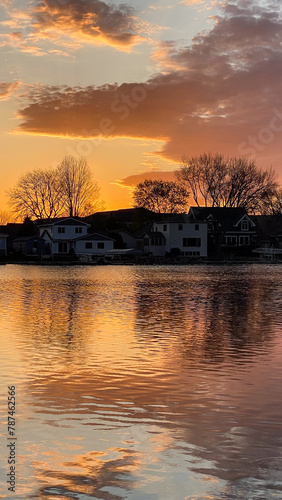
[163,224,167,231]
[178,224,183,231]
[195,224,199,231]
[241,219,249,231]
[58,242,68,253]
[33,240,38,249]
[97,242,104,249]
[225,236,237,246]
[151,237,164,246]
[183,238,201,247]
[75,227,82,234]
[144,238,149,246]
[239,236,249,246]
[85,242,92,249]
[58,227,65,234]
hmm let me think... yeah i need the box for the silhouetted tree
[7,168,64,220]
[7,156,104,220]
[0,210,13,224]
[177,153,277,213]
[57,156,104,217]
[133,179,189,213]
[259,188,282,215]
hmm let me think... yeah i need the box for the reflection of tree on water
[9,272,103,356]
[134,266,275,363]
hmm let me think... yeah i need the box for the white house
[37,217,114,257]
[38,218,90,254]
[143,215,208,257]
[74,233,114,256]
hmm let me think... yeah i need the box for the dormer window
[241,219,248,231]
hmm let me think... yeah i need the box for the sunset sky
[1,0,282,211]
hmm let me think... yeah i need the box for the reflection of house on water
[133,267,274,363]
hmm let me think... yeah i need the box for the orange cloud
[12,0,282,171]
[0,81,21,100]
[1,0,144,53]
[116,170,177,189]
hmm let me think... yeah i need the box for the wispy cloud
[0,81,21,100]
[12,0,282,167]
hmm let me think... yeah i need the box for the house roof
[189,207,252,231]
[144,231,165,238]
[74,232,114,242]
[156,214,189,224]
[134,221,154,238]
[37,217,90,227]
[13,236,45,242]
[111,229,137,238]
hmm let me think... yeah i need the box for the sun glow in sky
[1,0,282,211]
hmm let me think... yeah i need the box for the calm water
[0,264,282,499]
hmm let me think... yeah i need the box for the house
[251,215,282,260]
[188,207,256,256]
[12,236,47,256]
[37,217,114,257]
[143,231,167,256]
[37,217,91,255]
[74,233,114,256]
[0,234,8,256]
[84,207,155,231]
[111,230,138,250]
[143,214,208,257]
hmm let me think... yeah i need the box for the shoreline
[0,257,280,266]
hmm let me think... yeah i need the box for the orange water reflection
[0,264,282,499]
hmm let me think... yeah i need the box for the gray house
[13,236,47,255]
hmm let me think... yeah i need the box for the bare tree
[0,210,14,224]
[133,179,189,213]
[177,153,227,207]
[7,156,104,220]
[7,169,65,220]
[177,154,278,213]
[259,189,282,215]
[57,156,104,217]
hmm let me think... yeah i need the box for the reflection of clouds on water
[1,265,282,499]
[33,448,141,500]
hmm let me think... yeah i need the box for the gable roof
[74,232,114,242]
[144,231,165,239]
[188,207,253,231]
[13,236,45,242]
[37,217,90,228]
